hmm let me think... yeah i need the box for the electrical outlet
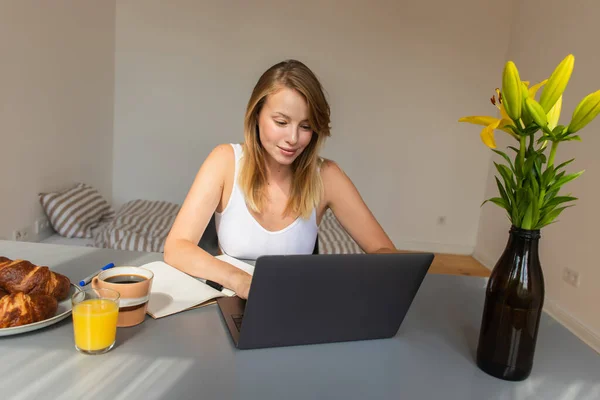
[35,217,51,234]
[12,226,33,242]
[563,267,580,288]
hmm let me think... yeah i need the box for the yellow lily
[528,79,547,98]
[459,89,518,149]
[547,95,562,130]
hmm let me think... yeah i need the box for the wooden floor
[393,249,490,277]
[428,253,490,277]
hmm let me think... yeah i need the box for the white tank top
[214,143,318,260]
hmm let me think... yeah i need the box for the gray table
[0,240,598,400]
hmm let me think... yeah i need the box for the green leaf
[523,156,536,176]
[529,186,540,227]
[482,197,509,211]
[495,162,516,191]
[495,177,514,209]
[555,158,575,172]
[538,152,547,164]
[549,170,585,192]
[492,149,515,172]
[511,205,519,224]
[537,134,552,144]
[515,158,523,179]
[531,172,540,197]
[542,165,556,187]
[504,125,522,137]
[552,124,568,137]
[535,206,571,229]
[521,201,534,229]
[523,125,541,135]
[496,177,508,201]
[562,135,582,142]
[544,189,559,203]
[542,196,578,210]
[534,157,543,180]
[554,170,566,180]
[508,146,520,154]
[549,171,566,187]
[516,188,530,225]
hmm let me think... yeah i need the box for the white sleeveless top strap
[214,143,318,260]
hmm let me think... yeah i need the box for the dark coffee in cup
[104,274,147,284]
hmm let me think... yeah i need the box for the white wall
[474,0,600,350]
[0,1,116,240]
[112,0,515,254]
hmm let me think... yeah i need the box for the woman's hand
[233,271,253,299]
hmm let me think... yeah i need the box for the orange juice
[72,298,119,351]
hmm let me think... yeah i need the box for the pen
[79,263,115,286]
[206,280,224,291]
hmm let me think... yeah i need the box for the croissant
[0,258,71,301]
[0,292,58,328]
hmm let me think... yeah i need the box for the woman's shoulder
[201,143,238,171]
[209,143,244,159]
[318,157,345,180]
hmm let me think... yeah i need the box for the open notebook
[141,255,254,319]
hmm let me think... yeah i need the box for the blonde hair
[239,59,331,219]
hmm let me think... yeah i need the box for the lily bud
[567,90,600,133]
[520,82,533,126]
[502,61,523,121]
[525,98,547,128]
[539,54,574,113]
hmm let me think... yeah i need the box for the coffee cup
[92,266,154,327]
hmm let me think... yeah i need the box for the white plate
[0,284,81,337]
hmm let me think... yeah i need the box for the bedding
[40,197,362,255]
[40,222,107,247]
[93,200,180,253]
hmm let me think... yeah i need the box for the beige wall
[112,0,515,254]
[474,0,600,349]
[0,1,116,241]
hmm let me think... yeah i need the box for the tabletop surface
[0,240,598,400]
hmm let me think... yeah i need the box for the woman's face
[257,87,314,167]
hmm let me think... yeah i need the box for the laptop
[216,252,434,350]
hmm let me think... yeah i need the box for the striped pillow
[39,183,114,238]
[318,209,364,254]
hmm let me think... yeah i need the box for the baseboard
[543,299,600,355]
[393,240,474,255]
[473,250,600,355]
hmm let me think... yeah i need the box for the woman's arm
[164,144,252,298]
[320,159,398,254]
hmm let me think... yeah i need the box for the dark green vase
[476,225,545,381]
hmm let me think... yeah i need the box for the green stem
[548,142,559,167]
[513,135,526,193]
[519,136,526,170]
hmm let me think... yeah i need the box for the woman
[164,59,397,299]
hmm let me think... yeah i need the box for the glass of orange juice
[71,288,120,355]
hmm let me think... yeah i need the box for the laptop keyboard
[232,314,244,331]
